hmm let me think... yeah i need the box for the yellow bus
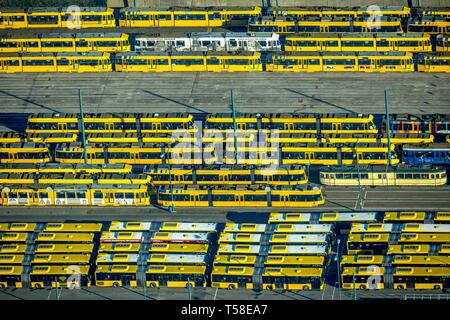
[0,33,130,53]
[95,264,137,287]
[115,51,262,72]
[0,143,51,164]
[398,233,450,244]
[148,253,207,265]
[284,33,431,52]
[30,265,91,288]
[347,233,390,255]
[273,224,332,234]
[100,231,143,243]
[0,222,37,232]
[387,244,431,255]
[0,254,24,265]
[268,244,329,256]
[268,212,313,224]
[268,6,411,18]
[341,266,385,289]
[269,233,329,245]
[267,51,414,72]
[0,265,23,288]
[262,267,324,290]
[0,52,112,73]
[393,267,450,290]
[95,253,139,265]
[159,222,218,233]
[211,266,254,289]
[146,264,207,288]
[217,244,261,255]
[383,211,426,222]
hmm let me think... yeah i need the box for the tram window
[23,59,54,66]
[125,193,134,199]
[18,192,27,198]
[26,41,39,48]
[329,27,352,32]
[173,194,190,201]
[95,41,118,47]
[56,191,65,198]
[28,16,59,24]
[333,173,341,178]
[174,14,206,20]
[342,40,373,47]
[126,59,147,65]
[398,41,419,47]
[377,40,390,47]
[213,194,235,201]
[131,14,150,20]
[379,59,401,66]
[78,60,99,66]
[257,40,267,47]
[42,41,73,47]
[81,15,102,22]
[0,42,18,48]
[323,59,355,65]
[39,192,48,198]
[244,194,267,201]
[362,152,385,160]
[157,15,171,20]
[297,26,320,32]
[93,191,102,199]
[208,13,221,20]
[108,152,130,159]
[413,174,421,179]
[57,59,70,66]
[5,60,20,66]
[207,58,220,65]
[295,40,316,46]
[115,192,124,199]
[76,41,89,47]
[12,16,25,22]
[228,59,249,65]
[172,59,203,66]
[306,59,320,65]
[277,58,298,66]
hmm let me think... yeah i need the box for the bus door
[219,174,228,184]
[237,123,246,130]
[279,194,289,206]
[321,26,329,33]
[30,191,39,205]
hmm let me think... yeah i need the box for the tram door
[332,123,342,132]
[104,192,115,205]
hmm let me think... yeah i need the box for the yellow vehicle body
[0,52,112,73]
[267,52,414,72]
[418,53,450,72]
[284,32,431,52]
[115,51,262,72]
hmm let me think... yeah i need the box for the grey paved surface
[0,286,449,300]
[0,73,449,115]
[0,186,449,222]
